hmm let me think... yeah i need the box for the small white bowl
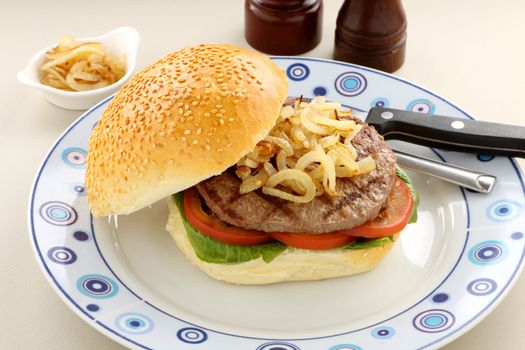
[17,26,140,110]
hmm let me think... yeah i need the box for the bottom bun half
[166,198,397,285]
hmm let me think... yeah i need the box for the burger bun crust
[86,45,288,217]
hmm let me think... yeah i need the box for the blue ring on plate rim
[467,278,498,296]
[468,240,509,265]
[256,341,301,350]
[286,63,310,81]
[177,327,208,344]
[61,147,87,168]
[329,344,363,350]
[28,57,525,350]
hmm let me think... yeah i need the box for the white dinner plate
[28,57,525,350]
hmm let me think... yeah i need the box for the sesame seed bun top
[85,44,288,216]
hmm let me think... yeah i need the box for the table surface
[2,0,525,349]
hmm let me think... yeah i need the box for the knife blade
[365,107,525,158]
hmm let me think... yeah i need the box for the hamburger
[85,44,418,285]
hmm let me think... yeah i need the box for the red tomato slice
[182,176,414,249]
[347,177,414,238]
[270,231,357,250]
[183,188,274,246]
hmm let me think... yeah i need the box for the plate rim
[27,57,525,350]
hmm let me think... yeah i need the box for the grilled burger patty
[195,117,397,234]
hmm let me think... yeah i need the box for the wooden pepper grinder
[334,0,407,72]
[245,0,323,55]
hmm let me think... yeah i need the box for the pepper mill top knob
[334,0,407,73]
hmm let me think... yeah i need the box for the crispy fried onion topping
[235,97,376,203]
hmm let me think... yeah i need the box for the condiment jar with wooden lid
[245,0,323,55]
[334,0,407,72]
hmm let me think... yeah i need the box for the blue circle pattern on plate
[86,304,99,312]
[512,232,524,240]
[257,342,300,350]
[73,230,90,241]
[115,313,154,335]
[70,182,87,196]
[468,240,509,265]
[431,292,450,304]
[39,201,78,226]
[77,274,119,299]
[177,327,208,344]
[47,246,77,265]
[487,200,522,222]
[413,309,455,333]
[477,153,495,162]
[335,72,367,97]
[467,278,498,296]
[61,147,87,168]
[286,63,310,81]
[407,99,436,114]
[371,97,390,108]
[371,326,395,339]
[329,344,363,350]
[313,86,327,96]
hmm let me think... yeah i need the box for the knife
[290,98,502,192]
[394,150,496,193]
[365,107,525,158]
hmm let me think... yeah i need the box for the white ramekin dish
[17,26,140,110]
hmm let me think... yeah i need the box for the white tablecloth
[2,0,524,349]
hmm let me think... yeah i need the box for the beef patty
[196,118,397,234]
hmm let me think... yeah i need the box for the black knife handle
[366,107,525,158]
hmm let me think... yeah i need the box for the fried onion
[235,97,376,203]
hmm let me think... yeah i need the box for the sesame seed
[184,129,191,135]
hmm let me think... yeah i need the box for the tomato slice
[182,175,414,249]
[270,231,357,250]
[183,188,274,246]
[346,177,414,238]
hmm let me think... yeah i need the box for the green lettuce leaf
[172,193,286,264]
[344,236,395,250]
